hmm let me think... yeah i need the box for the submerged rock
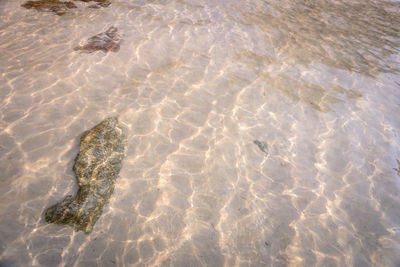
[21,0,111,15]
[253,140,268,156]
[394,159,400,176]
[21,0,77,16]
[77,0,111,8]
[74,26,121,53]
[44,117,127,233]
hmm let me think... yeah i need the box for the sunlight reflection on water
[0,0,400,266]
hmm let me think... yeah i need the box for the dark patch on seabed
[394,159,400,176]
[44,117,127,233]
[21,0,110,15]
[79,0,111,8]
[21,0,77,16]
[254,140,268,156]
[74,26,121,53]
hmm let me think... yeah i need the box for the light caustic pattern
[1,0,400,266]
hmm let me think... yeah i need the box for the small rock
[253,140,268,156]
[394,159,400,176]
[74,26,121,53]
[78,0,111,8]
[21,0,77,16]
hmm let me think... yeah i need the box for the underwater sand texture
[1,0,400,266]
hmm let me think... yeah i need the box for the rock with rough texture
[21,0,77,16]
[44,117,127,233]
[78,0,111,8]
[74,26,121,53]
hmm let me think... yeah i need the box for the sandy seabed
[1,0,400,266]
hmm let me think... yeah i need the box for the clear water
[1,0,400,266]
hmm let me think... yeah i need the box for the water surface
[1,0,400,266]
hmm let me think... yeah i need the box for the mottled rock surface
[21,0,77,16]
[74,26,121,53]
[44,117,127,233]
[77,0,111,8]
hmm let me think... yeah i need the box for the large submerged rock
[45,117,127,233]
[74,26,121,53]
[21,0,77,16]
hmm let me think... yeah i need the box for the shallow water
[1,0,400,266]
